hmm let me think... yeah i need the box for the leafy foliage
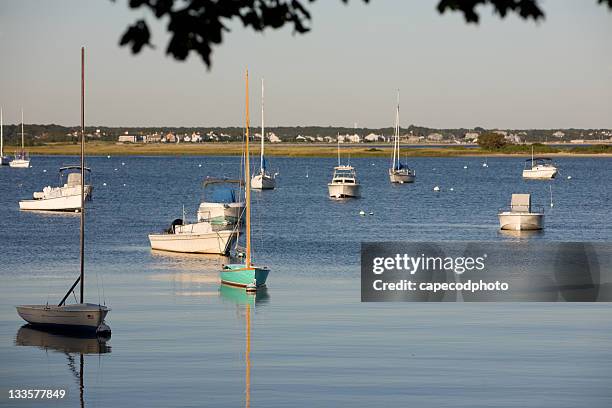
[477,132,507,149]
[115,0,611,68]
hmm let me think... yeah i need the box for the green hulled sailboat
[220,69,270,291]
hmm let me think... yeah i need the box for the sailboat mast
[21,109,24,150]
[245,69,252,267]
[337,134,340,166]
[79,47,85,304]
[1,107,3,157]
[260,78,265,173]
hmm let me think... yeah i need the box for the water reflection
[219,285,269,407]
[15,325,111,407]
[499,229,544,239]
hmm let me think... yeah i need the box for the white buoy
[198,164,202,168]
[567,176,572,180]
[102,182,107,186]
[121,162,125,166]
[463,165,468,169]
[114,168,118,171]
[359,210,366,216]
[123,183,126,187]
[369,212,374,216]
[450,187,454,191]
[433,186,440,192]
[549,185,554,208]
[107,155,111,159]
[43,169,47,173]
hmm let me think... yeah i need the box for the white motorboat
[523,147,557,179]
[16,48,111,334]
[388,90,415,184]
[328,138,360,198]
[328,165,361,198]
[0,107,11,165]
[498,193,544,231]
[9,110,30,168]
[19,166,93,212]
[149,217,238,254]
[198,178,245,225]
[251,78,276,190]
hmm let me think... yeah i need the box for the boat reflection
[15,325,111,407]
[219,285,268,408]
[499,229,544,239]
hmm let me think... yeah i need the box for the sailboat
[9,109,30,168]
[251,79,276,190]
[0,107,11,165]
[388,91,415,183]
[522,145,557,179]
[16,47,111,334]
[220,69,270,291]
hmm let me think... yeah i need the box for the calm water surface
[1,156,611,407]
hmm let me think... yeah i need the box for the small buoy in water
[482,163,488,167]
[121,162,125,166]
[43,169,47,173]
[433,186,440,192]
[107,155,111,159]
[371,163,375,166]
[103,182,107,186]
[369,212,374,216]
[463,165,468,169]
[123,183,126,187]
[567,176,572,180]
[450,187,454,191]
[198,164,202,168]
[114,168,118,171]
[359,210,366,216]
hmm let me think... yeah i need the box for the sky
[0,0,610,129]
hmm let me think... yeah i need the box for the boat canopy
[59,165,91,172]
[393,161,406,170]
[211,188,237,204]
[525,157,552,162]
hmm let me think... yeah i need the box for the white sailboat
[328,137,361,199]
[16,47,110,334]
[388,90,415,183]
[522,146,557,179]
[251,79,276,190]
[19,166,93,212]
[0,107,11,165]
[9,109,30,168]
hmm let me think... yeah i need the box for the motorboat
[9,110,30,168]
[19,166,93,212]
[388,90,415,183]
[149,217,238,255]
[197,178,245,225]
[251,78,276,190]
[328,138,361,199]
[16,48,111,334]
[498,193,544,231]
[523,147,557,179]
[220,70,270,291]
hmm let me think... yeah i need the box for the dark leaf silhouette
[114,0,612,68]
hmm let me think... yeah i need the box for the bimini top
[59,165,91,172]
[525,157,552,162]
[202,177,244,187]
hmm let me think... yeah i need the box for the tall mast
[79,47,85,304]
[260,78,265,173]
[1,107,3,157]
[21,109,24,150]
[245,69,252,267]
[396,90,400,169]
[337,134,340,166]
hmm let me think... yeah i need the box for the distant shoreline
[5,142,612,158]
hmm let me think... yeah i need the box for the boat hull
[251,173,276,190]
[522,168,557,179]
[19,188,92,211]
[498,212,544,231]
[328,183,361,199]
[149,229,237,254]
[389,169,415,184]
[9,159,30,168]
[16,304,110,331]
[221,264,269,289]
[197,202,244,225]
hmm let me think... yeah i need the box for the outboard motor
[166,218,183,234]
